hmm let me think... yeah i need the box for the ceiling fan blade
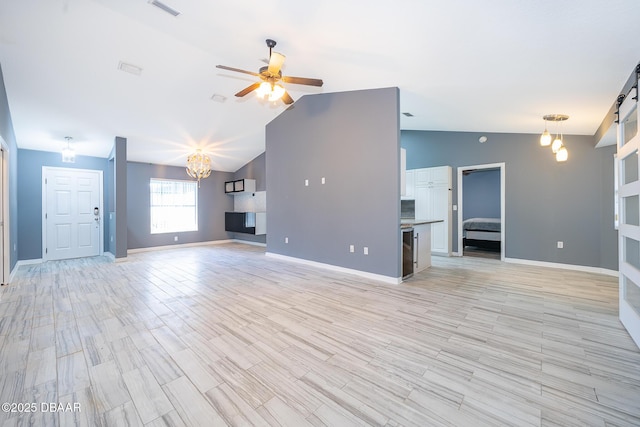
[281,91,294,105]
[282,76,323,87]
[267,52,286,75]
[235,82,261,97]
[216,65,260,77]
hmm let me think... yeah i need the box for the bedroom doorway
[456,162,505,261]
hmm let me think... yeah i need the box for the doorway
[42,167,103,261]
[456,162,505,261]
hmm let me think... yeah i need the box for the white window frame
[150,178,198,234]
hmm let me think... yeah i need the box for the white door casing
[0,141,8,285]
[42,167,103,261]
[456,163,506,261]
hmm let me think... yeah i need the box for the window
[150,179,198,234]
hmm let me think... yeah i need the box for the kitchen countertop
[400,218,444,228]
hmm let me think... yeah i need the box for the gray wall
[402,130,617,270]
[126,162,233,249]
[462,169,501,220]
[17,149,110,261]
[113,137,127,258]
[0,63,19,271]
[232,152,266,245]
[266,87,401,278]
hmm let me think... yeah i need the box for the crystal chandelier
[185,149,211,187]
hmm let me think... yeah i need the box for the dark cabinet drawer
[225,212,256,234]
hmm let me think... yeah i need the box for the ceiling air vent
[148,0,181,17]
[118,61,143,76]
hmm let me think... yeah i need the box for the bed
[463,217,501,251]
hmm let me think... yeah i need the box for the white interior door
[43,167,102,261]
[617,91,640,348]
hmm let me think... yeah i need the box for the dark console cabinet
[225,212,256,234]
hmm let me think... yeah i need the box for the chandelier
[186,149,211,187]
[540,114,569,162]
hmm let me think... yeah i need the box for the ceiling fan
[216,39,323,105]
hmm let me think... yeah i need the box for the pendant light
[540,119,551,146]
[541,114,569,162]
[62,136,75,163]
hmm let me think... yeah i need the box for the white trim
[0,139,9,285]
[505,257,618,277]
[127,239,234,254]
[457,162,506,261]
[265,252,402,285]
[233,239,267,247]
[15,259,44,267]
[42,166,104,261]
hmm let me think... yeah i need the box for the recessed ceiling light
[118,61,143,76]
[402,112,414,117]
[211,94,227,103]
[148,0,181,17]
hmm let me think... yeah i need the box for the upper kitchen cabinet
[225,178,256,194]
[413,166,452,256]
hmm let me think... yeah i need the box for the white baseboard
[504,257,619,277]
[265,252,402,285]
[232,239,266,247]
[127,239,234,255]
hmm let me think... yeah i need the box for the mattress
[465,230,501,241]
[462,217,501,232]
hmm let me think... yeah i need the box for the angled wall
[266,87,401,280]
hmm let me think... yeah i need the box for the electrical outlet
[321,177,326,184]
[285,237,289,244]
[557,241,563,249]
[174,236,178,242]
[349,245,354,253]
[305,179,309,186]
[453,205,458,211]
[110,236,113,242]
[364,247,369,255]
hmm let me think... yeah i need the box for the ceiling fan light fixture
[269,84,285,102]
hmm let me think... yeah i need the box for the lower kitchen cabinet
[413,224,431,273]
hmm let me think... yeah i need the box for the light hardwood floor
[1,243,639,426]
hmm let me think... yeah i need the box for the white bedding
[465,230,501,241]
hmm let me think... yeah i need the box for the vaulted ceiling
[1,0,639,172]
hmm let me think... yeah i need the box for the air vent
[148,0,181,17]
[402,112,414,117]
[211,94,227,103]
[118,61,143,76]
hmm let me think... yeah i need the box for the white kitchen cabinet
[413,166,452,256]
[413,223,431,272]
[403,169,415,199]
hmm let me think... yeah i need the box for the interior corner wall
[126,162,234,250]
[0,63,19,270]
[402,130,618,270]
[266,87,401,278]
[232,152,266,245]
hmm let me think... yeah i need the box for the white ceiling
[1,0,639,172]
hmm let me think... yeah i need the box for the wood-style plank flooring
[1,243,639,426]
